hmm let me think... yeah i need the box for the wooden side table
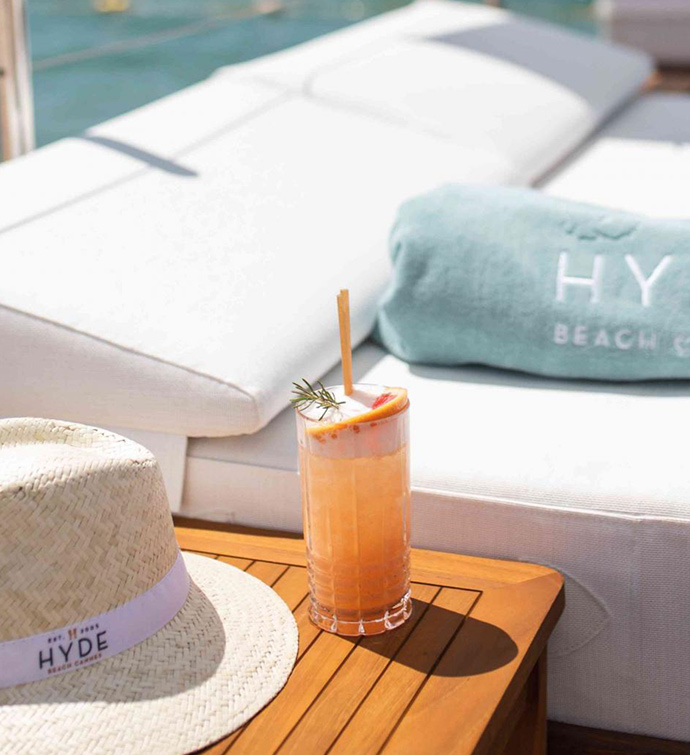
[175,519,564,755]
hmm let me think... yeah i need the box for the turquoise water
[29,0,596,147]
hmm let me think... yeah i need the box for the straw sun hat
[0,418,298,754]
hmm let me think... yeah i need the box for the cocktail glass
[296,385,411,636]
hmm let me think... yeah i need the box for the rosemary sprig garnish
[290,379,345,420]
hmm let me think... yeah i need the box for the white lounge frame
[0,0,34,160]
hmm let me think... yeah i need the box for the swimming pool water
[28,0,597,147]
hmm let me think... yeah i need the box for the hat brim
[0,553,299,754]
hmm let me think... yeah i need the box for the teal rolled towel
[375,185,690,381]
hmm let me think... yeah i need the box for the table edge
[174,517,565,593]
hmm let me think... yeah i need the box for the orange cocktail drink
[295,384,411,636]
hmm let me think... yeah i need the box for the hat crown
[0,419,178,643]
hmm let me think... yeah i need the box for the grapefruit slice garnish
[307,387,408,437]
[372,391,395,410]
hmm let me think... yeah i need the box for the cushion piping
[0,302,262,433]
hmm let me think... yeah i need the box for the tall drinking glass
[296,385,411,636]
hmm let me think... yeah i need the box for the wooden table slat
[329,586,480,755]
[267,565,310,611]
[243,560,289,586]
[383,573,563,755]
[291,597,323,662]
[216,555,253,571]
[185,550,221,558]
[278,582,441,755]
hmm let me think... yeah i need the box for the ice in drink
[295,383,411,636]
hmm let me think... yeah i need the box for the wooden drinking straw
[337,289,353,396]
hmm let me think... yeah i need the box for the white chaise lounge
[1,0,689,744]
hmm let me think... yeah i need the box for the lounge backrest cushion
[231,0,652,182]
[0,1,652,436]
[0,79,509,436]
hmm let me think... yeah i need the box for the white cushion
[0,79,510,437]
[230,0,652,182]
[2,78,282,232]
[187,341,690,522]
[543,92,690,218]
[183,341,690,741]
